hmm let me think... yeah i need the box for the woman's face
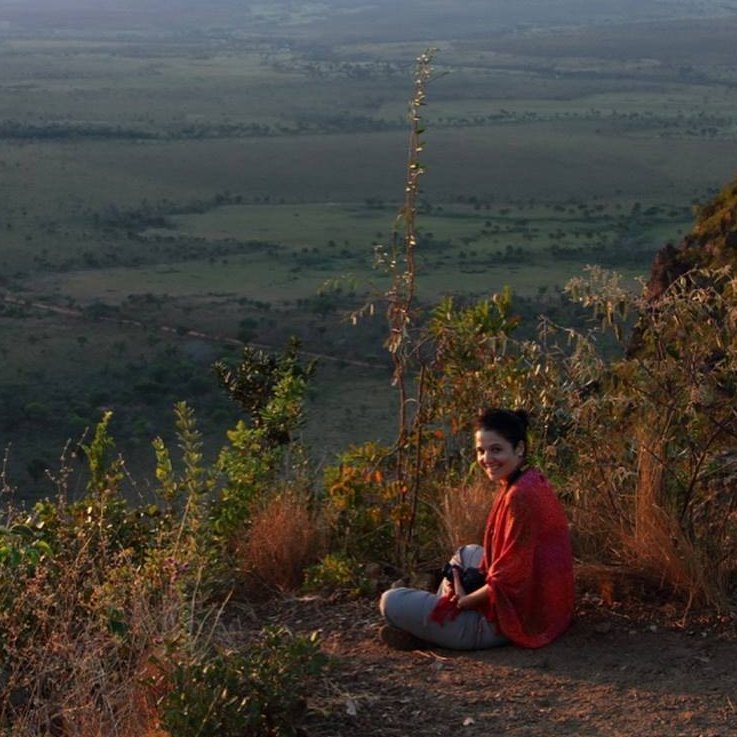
[475,429,524,482]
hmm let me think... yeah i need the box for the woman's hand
[455,594,471,609]
[451,567,468,608]
[454,583,490,610]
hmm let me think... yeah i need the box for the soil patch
[251,589,737,737]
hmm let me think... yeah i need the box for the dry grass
[0,574,170,736]
[438,478,491,553]
[571,439,726,611]
[0,512,203,737]
[235,488,324,595]
[620,441,724,609]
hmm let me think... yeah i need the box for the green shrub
[211,339,316,547]
[158,626,327,737]
[322,442,396,565]
[303,552,373,598]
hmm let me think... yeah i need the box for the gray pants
[379,545,507,650]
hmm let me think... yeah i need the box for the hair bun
[512,409,529,429]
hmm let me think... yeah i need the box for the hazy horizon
[2,0,737,39]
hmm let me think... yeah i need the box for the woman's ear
[515,442,525,458]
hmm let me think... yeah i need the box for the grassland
[1,1,737,494]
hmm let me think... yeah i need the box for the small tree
[211,337,316,546]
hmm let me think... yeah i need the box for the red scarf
[431,469,574,648]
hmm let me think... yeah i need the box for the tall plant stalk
[384,49,436,567]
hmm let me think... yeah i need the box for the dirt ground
[252,581,737,737]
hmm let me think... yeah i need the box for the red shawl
[480,468,574,647]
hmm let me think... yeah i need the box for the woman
[379,408,574,650]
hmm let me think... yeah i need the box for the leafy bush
[563,266,737,606]
[158,626,327,737]
[212,339,315,548]
[0,397,329,735]
[303,552,374,598]
[322,442,397,565]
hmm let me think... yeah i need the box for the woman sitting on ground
[379,407,574,650]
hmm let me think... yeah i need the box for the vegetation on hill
[646,176,737,300]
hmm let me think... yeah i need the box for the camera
[441,563,485,593]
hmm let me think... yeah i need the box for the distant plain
[1,0,737,494]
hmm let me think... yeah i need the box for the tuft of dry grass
[235,488,324,595]
[572,439,729,611]
[438,478,491,553]
[619,441,722,610]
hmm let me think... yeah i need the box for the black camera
[441,563,486,593]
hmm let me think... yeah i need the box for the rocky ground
[251,583,737,737]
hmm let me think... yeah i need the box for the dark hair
[474,408,529,451]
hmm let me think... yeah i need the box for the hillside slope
[647,174,737,300]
